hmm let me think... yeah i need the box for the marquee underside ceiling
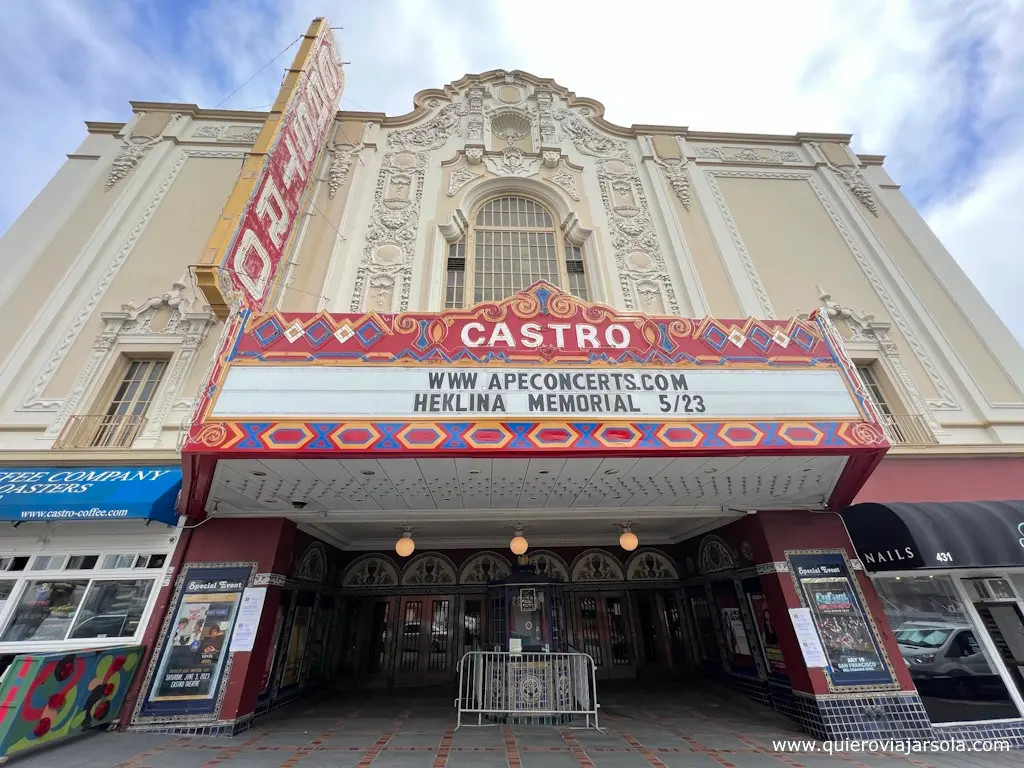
[206,454,848,518]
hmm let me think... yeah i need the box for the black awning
[841,501,1024,572]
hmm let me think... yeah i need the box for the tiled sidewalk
[11,685,1022,768]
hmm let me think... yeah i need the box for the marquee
[184,282,885,458]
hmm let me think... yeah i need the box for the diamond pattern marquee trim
[185,283,886,457]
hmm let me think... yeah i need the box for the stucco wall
[715,174,940,402]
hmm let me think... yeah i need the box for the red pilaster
[756,510,914,692]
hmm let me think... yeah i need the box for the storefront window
[69,579,153,639]
[874,575,1019,722]
[0,578,156,643]
[0,582,14,616]
[1,581,89,642]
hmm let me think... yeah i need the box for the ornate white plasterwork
[548,169,579,201]
[401,553,457,586]
[694,145,802,164]
[293,542,327,582]
[698,535,736,574]
[817,286,943,433]
[554,108,680,313]
[459,551,512,584]
[570,550,625,582]
[466,87,485,143]
[106,129,163,191]
[20,148,245,413]
[535,90,557,146]
[192,125,223,138]
[489,110,533,146]
[447,165,480,196]
[705,167,956,409]
[656,157,690,210]
[836,167,879,216]
[626,549,679,580]
[328,143,361,199]
[387,101,468,152]
[527,550,569,582]
[809,142,878,217]
[350,150,428,312]
[44,279,217,439]
[482,147,541,178]
[343,555,399,587]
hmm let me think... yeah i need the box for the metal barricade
[455,651,600,730]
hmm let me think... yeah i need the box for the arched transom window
[444,196,589,308]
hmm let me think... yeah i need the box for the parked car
[895,621,988,675]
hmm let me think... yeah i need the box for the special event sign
[787,551,896,690]
[186,283,887,458]
[140,566,251,718]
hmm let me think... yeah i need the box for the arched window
[444,196,589,308]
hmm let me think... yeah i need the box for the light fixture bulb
[619,529,638,552]
[510,534,529,556]
[395,532,415,557]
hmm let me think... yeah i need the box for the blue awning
[0,467,182,526]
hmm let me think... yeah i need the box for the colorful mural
[0,645,143,759]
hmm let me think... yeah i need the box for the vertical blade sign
[226,27,344,310]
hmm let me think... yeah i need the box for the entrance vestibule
[338,583,696,689]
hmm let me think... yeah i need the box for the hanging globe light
[395,527,415,558]
[510,524,529,556]
[618,523,639,552]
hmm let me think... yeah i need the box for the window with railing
[54,358,167,449]
[443,196,590,308]
[856,363,937,446]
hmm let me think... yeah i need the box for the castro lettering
[460,322,630,349]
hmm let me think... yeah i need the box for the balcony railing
[879,413,938,447]
[53,414,147,449]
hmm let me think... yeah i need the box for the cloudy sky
[1,0,1021,339]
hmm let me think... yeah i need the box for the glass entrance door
[974,601,1024,700]
[631,589,688,677]
[354,597,394,688]
[571,591,635,679]
[394,595,455,687]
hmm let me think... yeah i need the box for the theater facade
[3,16,1024,750]
[122,280,927,740]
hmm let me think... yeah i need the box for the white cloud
[927,148,1024,342]
[0,0,1020,342]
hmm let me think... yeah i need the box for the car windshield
[895,628,954,648]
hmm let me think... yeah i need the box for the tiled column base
[127,712,254,737]
[786,689,935,741]
[935,720,1024,748]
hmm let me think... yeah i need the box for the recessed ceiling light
[705,468,718,474]
[538,470,550,475]
[361,470,375,476]
[801,468,812,472]
[604,469,619,475]
[251,471,266,477]
[469,469,480,475]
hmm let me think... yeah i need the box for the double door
[570,589,690,679]
[571,591,635,679]
[345,594,457,688]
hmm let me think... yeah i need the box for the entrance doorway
[343,594,457,688]
[570,591,635,679]
[394,595,456,687]
[338,586,694,688]
[631,589,689,677]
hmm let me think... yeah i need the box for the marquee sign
[184,283,888,457]
[195,19,344,318]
